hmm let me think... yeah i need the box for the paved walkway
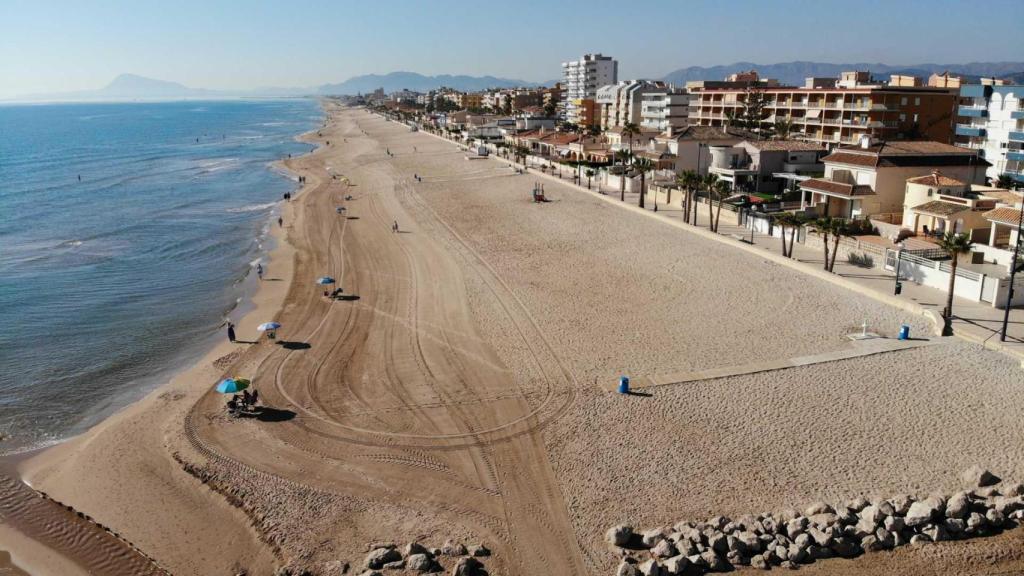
[533,167,1024,363]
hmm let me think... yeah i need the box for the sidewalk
[537,166,1024,362]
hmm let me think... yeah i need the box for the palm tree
[996,174,1015,190]
[632,157,654,209]
[827,219,851,272]
[585,168,596,190]
[677,170,699,224]
[810,216,837,271]
[774,212,797,257]
[937,231,973,336]
[615,149,632,201]
[514,145,530,167]
[701,174,719,230]
[621,122,641,156]
[773,119,794,140]
[711,179,732,233]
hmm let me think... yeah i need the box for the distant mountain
[318,71,539,95]
[662,61,1024,87]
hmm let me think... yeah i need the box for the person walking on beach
[392,220,399,233]
[227,322,236,343]
[256,263,264,280]
[278,216,283,228]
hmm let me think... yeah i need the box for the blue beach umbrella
[316,276,336,285]
[257,322,281,331]
[215,378,249,394]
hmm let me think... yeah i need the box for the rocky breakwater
[607,467,1024,574]
[355,540,491,576]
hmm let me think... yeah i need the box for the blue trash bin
[618,376,630,394]
[898,324,910,340]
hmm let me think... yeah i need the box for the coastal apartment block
[561,53,617,125]
[690,73,959,147]
[595,80,666,130]
[955,83,1024,184]
[640,91,691,132]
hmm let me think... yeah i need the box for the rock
[441,540,467,557]
[616,561,641,576]
[794,533,812,550]
[708,516,730,530]
[805,502,834,516]
[381,559,404,570]
[406,554,434,572]
[807,544,832,560]
[642,529,666,548]
[637,559,662,576]
[774,545,789,562]
[675,539,697,557]
[779,560,798,570]
[905,501,938,527]
[700,550,728,572]
[966,512,987,532]
[876,500,895,517]
[835,507,857,525]
[738,531,762,554]
[962,466,1001,488]
[788,544,808,564]
[883,515,905,533]
[662,555,690,576]
[921,524,949,542]
[1002,482,1024,497]
[651,539,677,558]
[359,571,383,576]
[890,494,914,515]
[364,548,401,570]
[974,486,1000,499]
[854,517,878,538]
[468,544,490,557]
[708,532,728,554]
[874,527,895,549]
[945,517,966,534]
[725,550,746,566]
[830,536,860,558]
[986,508,1006,528]
[785,517,808,538]
[778,509,802,523]
[808,512,838,528]
[910,534,931,546]
[859,504,884,525]
[404,543,429,557]
[861,535,882,552]
[946,492,971,519]
[991,496,1024,516]
[451,557,484,576]
[607,525,634,547]
[808,527,833,547]
[750,554,768,570]
[846,497,869,512]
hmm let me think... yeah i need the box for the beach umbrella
[316,276,336,285]
[215,378,249,394]
[257,322,281,331]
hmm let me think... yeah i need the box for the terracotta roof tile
[912,200,971,217]
[746,140,825,152]
[906,172,966,187]
[799,178,875,197]
[984,207,1024,225]
[823,140,988,168]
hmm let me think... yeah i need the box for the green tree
[996,173,1016,190]
[937,231,973,336]
[711,179,732,232]
[810,216,838,271]
[585,168,596,190]
[773,212,798,257]
[773,119,794,140]
[740,88,772,136]
[632,157,654,209]
[700,174,719,230]
[543,100,557,118]
[677,170,700,225]
[621,122,641,156]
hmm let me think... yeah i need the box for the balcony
[957,105,988,117]
[956,125,986,138]
[1007,151,1024,162]
[1010,131,1024,142]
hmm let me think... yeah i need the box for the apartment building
[595,80,666,130]
[561,53,618,124]
[689,72,958,147]
[708,140,826,193]
[955,83,1024,184]
[640,91,691,132]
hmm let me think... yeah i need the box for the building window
[914,97,920,106]
[927,188,933,196]
[901,97,908,106]
[913,114,918,123]
[899,113,906,121]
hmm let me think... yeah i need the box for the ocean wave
[226,201,277,213]
[197,157,240,174]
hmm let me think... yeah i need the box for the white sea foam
[226,201,277,213]
[197,157,240,173]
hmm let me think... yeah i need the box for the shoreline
[0,100,326,575]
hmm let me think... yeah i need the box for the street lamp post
[893,244,905,295]
[1000,199,1024,341]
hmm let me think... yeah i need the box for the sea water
[0,99,322,453]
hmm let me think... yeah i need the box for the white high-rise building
[956,83,1024,185]
[561,53,618,124]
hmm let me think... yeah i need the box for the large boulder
[750,554,769,570]
[961,466,1000,488]
[661,555,690,576]
[708,532,728,554]
[637,559,662,576]
[406,554,435,572]
[651,539,677,558]
[905,501,938,527]
[830,536,860,558]
[921,523,949,542]
[641,529,666,548]
[804,502,834,517]
[845,497,869,512]
[946,492,971,519]
[404,542,429,557]
[607,525,634,547]
[451,557,484,576]
[616,561,641,576]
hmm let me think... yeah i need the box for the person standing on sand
[392,221,399,233]
[227,322,236,343]
[278,217,283,228]
[256,263,264,280]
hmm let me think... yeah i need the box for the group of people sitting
[226,389,260,416]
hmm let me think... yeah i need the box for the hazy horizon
[2,0,1022,99]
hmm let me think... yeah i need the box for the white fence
[884,249,998,304]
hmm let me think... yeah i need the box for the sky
[1,0,1022,98]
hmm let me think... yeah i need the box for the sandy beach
[4,101,1023,575]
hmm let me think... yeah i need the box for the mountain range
[10,61,1024,102]
[661,61,1024,87]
